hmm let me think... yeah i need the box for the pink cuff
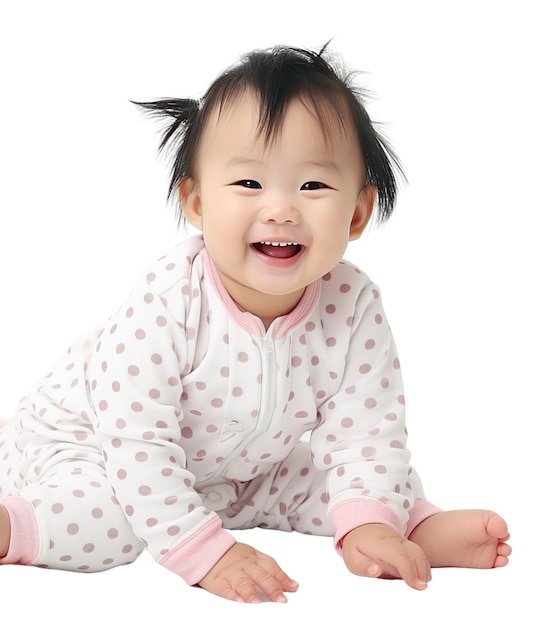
[405,498,443,536]
[0,495,40,565]
[328,497,443,553]
[328,498,403,553]
[159,514,236,585]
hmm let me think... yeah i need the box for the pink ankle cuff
[406,498,443,537]
[0,495,40,565]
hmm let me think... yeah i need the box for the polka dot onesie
[0,235,440,584]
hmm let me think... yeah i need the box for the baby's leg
[0,456,143,571]
[219,440,334,535]
[408,509,511,569]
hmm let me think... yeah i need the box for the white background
[1,1,542,623]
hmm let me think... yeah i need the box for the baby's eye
[301,181,328,191]
[235,180,262,189]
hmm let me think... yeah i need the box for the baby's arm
[341,523,430,590]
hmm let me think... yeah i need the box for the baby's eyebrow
[226,157,263,168]
[302,159,339,170]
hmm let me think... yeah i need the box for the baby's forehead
[207,88,356,147]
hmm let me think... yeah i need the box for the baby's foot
[409,509,511,569]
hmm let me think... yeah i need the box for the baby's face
[183,92,373,320]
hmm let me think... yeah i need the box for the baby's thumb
[344,550,382,578]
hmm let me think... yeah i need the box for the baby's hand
[342,523,431,590]
[198,542,299,603]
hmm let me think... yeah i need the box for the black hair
[134,44,405,225]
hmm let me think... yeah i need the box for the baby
[0,44,510,603]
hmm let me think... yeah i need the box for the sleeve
[310,282,419,548]
[87,278,235,584]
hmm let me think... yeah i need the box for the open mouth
[252,241,303,259]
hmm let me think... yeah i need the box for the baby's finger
[243,564,292,602]
[344,548,383,578]
[391,546,430,590]
[255,550,300,592]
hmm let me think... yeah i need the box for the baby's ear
[349,185,376,240]
[179,177,202,230]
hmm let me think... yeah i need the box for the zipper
[203,322,278,481]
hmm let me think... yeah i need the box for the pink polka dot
[326,304,336,314]
[167,376,178,386]
[211,398,223,408]
[374,465,387,474]
[98,400,108,411]
[146,272,156,282]
[112,381,121,392]
[181,427,193,438]
[67,523,79,535]
[340,284,351,293]
[107,528,119,539]
[390,440,404,449]
[135,451,148,462]
[291,356,302,367]
[138,485,152,496]
[238,352,249,363]
[361,447,376,457]
[326,337,336,347]
[131,402,143,412]
[156,315,167,327]
[83,543,95,553]
[359,363,372,374]
[167,525,180,536]
[135,329,146,340]
[116,343,126,354]
[128,365,140,376]
[365,397,377,409]
[393,357,400,369]
[151,353,163,365]
[365,339,375,349]
[305,322,316,331]
[144,292,154,303]
[149,388,161,399]
[341,417,354,428]
[375,314,383,324]
[312,518,323,526]
[51,503,64,514]
[381,378,390,388]
[397,395,406,405]
[147,518,158,527]
[126,307,134,318]
[220,367,229,377]
[232,387,243,397]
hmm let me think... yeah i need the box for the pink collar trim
[202,249,320,338]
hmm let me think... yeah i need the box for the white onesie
[0,235,439,583]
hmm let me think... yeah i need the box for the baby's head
[137,44,404,226]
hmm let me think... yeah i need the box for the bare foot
[0,505,11,558]
[408,509,511,569]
